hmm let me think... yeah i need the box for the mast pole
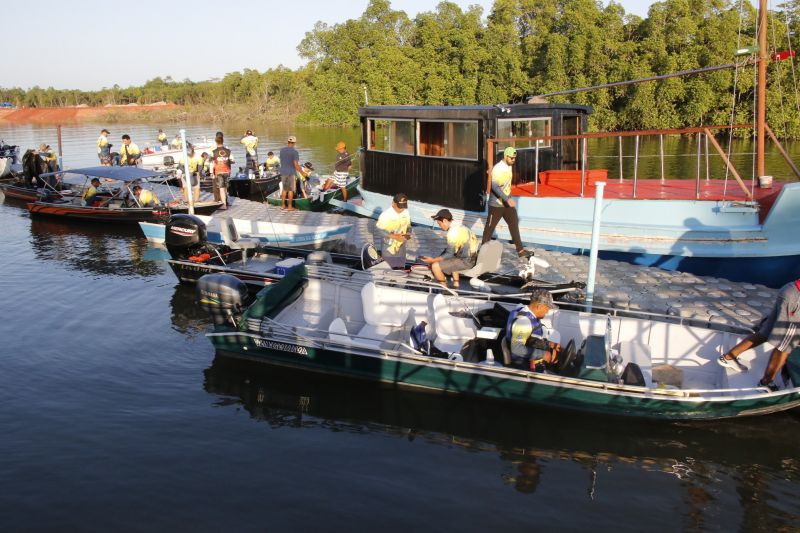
[757,0,767,178]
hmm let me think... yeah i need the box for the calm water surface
[1,122,800,530]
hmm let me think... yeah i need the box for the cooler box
[274,258,305,275]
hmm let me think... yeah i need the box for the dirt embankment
[0,104,179,124]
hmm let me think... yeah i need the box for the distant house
[0,102,14,108]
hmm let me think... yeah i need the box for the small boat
[139,140,215,170]
[0,179,74,202]
[139,213,353,246]
[266,176,361,211]
[228,170,281,201]
[196,264,800,420]
[27,166,223,223]
[0,141,19,178]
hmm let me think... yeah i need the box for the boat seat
[361,281,431,327]
[619,340,653,387]
[431,293,477,354]
[454,240,503,278]
[219,217,259,264]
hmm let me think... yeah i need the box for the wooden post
[486,140,494,195]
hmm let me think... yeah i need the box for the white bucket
[759,175,773,188]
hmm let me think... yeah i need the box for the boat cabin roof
[40,166,171,182]
[358,103,593,121]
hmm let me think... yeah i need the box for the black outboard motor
[165,214,209,260]
[197,273,250,326]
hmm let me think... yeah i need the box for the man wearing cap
[211,132,234,209]
[97,129,111,166]
[157,129,168,146]
[420,208,479,287]
[506,289,561,371]
[376,193,411,269]
[333,141,352,202]
[119,134,142,166]
[240,130,259,173]
[279,136,302,210]
[483,146,532,258]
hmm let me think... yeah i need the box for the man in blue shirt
[279,136,302,210]
[506,289,560,370]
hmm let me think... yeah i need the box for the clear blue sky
[6,0,747,91]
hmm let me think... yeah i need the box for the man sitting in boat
[719,279,800,391]
[420,209,479,288]
[264,151,280,172]
[131,185,160,208]
[375,193,411,269]
[83,178,102,206]
[170,134,182,150]
[506,289,561,371]
[157,129,168,147]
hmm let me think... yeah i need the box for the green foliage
[3,0,800,135]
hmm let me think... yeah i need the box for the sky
[6,0,752,91]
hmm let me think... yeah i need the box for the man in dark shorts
[420,208,479,287]
[719,279,800,390]
[211,132,234,210]
[279,135,302,211]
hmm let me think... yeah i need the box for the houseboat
[348,103,800,287]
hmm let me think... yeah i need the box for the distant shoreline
[0,104,300,125]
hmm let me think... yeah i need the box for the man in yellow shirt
[375,193,411,269]
[421,208,479,287]
[482,146,532,258]
[157,129,168,146]
[97,128,111,165]
[132,185,159,207]
[119,135,142,166]
[240,130,259,173]
[83,178,102,206]
[177,148,203,202]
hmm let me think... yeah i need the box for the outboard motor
[165,214,209,260]
[163,155,175,167]
[196,273,251,326]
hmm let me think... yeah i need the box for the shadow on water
[169,282,210,335]
[204,355,800,528]
[28,217,165,277]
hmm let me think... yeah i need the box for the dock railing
[486,124,800,200]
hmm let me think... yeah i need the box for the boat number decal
[253,338,309,355]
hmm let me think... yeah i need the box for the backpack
[410,321,446,358]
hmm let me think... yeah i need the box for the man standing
[482,146,532,258]
[719,279,800,391]
[119,135,142,166]
[211,132,234,210]
[333,141,352,202]
[420,208,479,287]
[97,128,111,165]
[279,135,302,211]
[376,193,411,269]
[240,130,259,173]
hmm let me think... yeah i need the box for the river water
[1,121,800,530]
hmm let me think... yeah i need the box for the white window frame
[497,117,552,150]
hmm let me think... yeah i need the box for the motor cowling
[197,273,250,326]
[165,214,208,259]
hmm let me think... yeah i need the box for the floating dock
[212,196,776,331]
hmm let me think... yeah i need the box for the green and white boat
[198,264,800,420]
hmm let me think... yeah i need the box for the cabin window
[417,120,479,160]
[369,119,415,155]
[497,118,551,150]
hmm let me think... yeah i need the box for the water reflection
[204,356,800,529]
[169,282,209,336]
[29,217,164,277]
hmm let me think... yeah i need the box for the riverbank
[0,102,302,125]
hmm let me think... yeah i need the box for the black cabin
[359,103,593,212]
